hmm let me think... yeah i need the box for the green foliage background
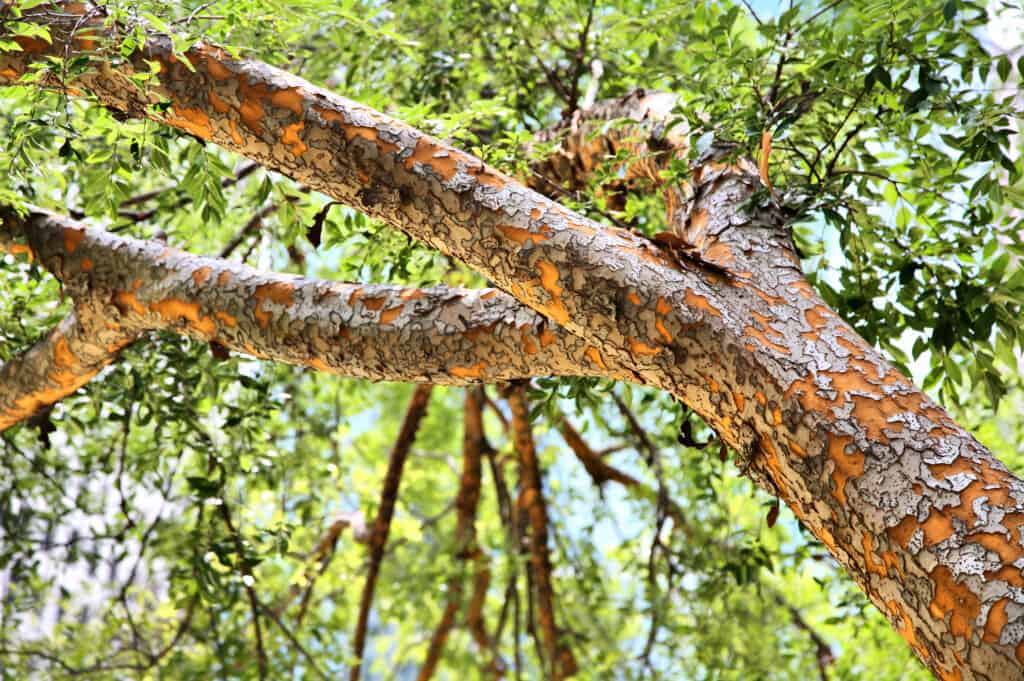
[1,0,1022,679]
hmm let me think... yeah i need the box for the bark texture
[3,6,1024,680]
[0,206,601,431]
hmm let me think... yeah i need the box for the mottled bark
[0,311,133,431]
[4,7,1024,680]
[0,206,602,431]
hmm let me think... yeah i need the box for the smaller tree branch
[506,384,576,680]
[0,312,134,432]
[350,385,433,681]
[0,206,606,432]
[418,387,504,680]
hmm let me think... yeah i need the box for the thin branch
[506,384,576,680]
[417,387,503,680]
[219,202,279,258]
[217,495,268,681]
[770,590,835,681]
[350,384,433,681]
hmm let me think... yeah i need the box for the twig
[219,203,279,258]
[350,384,434,681]
[217,497,268,681]
[259,603,330,680]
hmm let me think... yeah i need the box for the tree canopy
[0,1,1022,679]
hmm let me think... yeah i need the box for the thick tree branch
[350,385,432,681]
[0,311,134,432]
[0,206,604,432]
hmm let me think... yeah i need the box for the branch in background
[350,385,433,681]
[770,590,835,681]
[273,511,368,623]
[557,415,690,535]
[418,388,503,680]
[506,383,577,680]
[218,202,279,258]
[109,161,259,223]
[217,489,268,681]
[557,416,640,488]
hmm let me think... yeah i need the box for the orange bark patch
[204,54,233,80]
[227,119,244,146]
[237,79,269,135]
[828,435,864,506]
[404,137,458,179]
[207,89,231,113]
[63,228,85,254]
[451,362,486,379]
[400,289,425,300]
[80,258,93,272]
[191,267,212,285]
[536,260,569,324]
[584,347,607,370]
[743,324,789,355]
[496,224,550,247]
[539,327,557,348]
[656,297,672,315]
[928,565,981,640]
[702,242,735,267]
[863,534,886,577]
[732,391,745,412]
[0,67,19,81]
[170,105,213,139]
[113,290,146,316]
[252,282,295,328]
[627,291,642,306]
[214,311,237,327]
[379,305,403,324]
[217,271,232,286]
[269,87,305,115]
[983,597,1010,644]
[281,121,308,156]
[683,288,722,317]
[336,122,400,155]
[361,296,385,311]
[629,338,661,356]
[150,299,216,337]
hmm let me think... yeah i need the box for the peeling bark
[0,311,133,431]
[0,206,602,431]
[4,6,1024,679]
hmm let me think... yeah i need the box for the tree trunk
[3,5,1024,679]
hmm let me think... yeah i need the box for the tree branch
[350,384,432,681]
[418,388,502,680]
[0,206,606,432]
[506,384,576,680]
